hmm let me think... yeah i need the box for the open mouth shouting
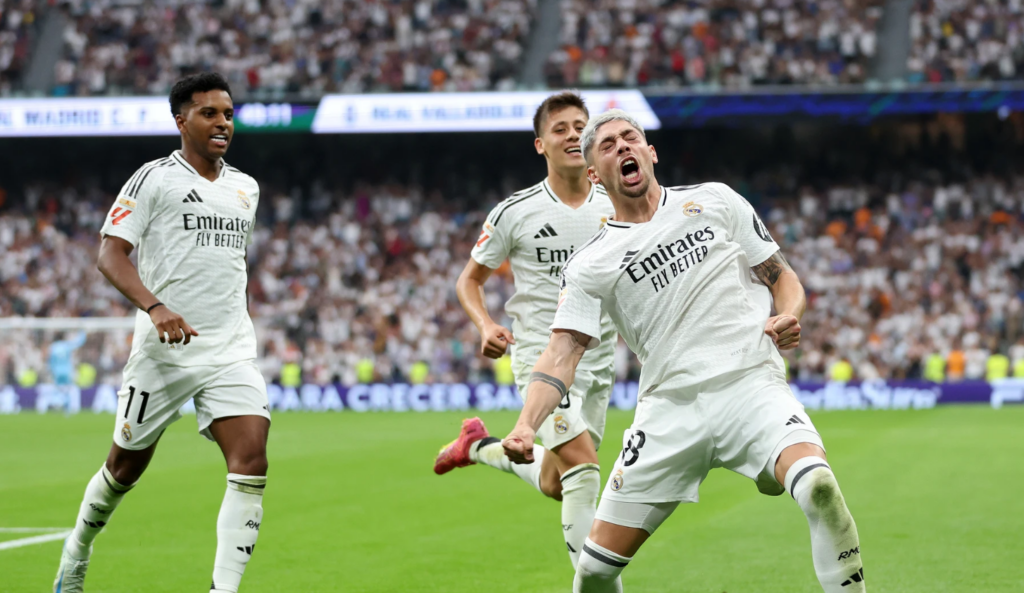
[620,156,641,185]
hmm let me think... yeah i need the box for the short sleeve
[711,182,779,266]
[469,203,512,269]
[99,166,161,246]
[550,258,603,349]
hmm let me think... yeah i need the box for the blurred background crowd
[2,117,1024,389]
[3,0,1024,97]
[546,0,882,88]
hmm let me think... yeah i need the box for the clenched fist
[480,322,516,359]
[764,314,800,350]
[502,424,537,464]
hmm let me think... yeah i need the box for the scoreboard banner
[2,379,1020,414]
[0,97,176,136]
[311,90,660,133]
[0,98,316,136]
[2,85,1024,136]
[644,86,1024,126]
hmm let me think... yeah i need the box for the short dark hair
[533,91,588,137]
[169,72,232,116]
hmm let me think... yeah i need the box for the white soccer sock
[470,437,547,494]
[560,463,601,568]
[786,458,865,593]
[66,465,134,559]
[212,474,266,593]
[573,538,628,593]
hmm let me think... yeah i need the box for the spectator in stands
[549,0,882,89]
[907,0,1024,84]
[0,0,42,95]
[2,168,1024,386]
[52,0,536,96]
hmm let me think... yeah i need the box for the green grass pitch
[1,406,1022,592]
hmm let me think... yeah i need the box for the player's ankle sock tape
[469,436,502,464]
[472,437,550,494]
[101,464,136,492]
[573,538,629,593]
[227,473,267,495]
[785,458,864,593]
[561,464,601,568]
[67,465,134,559]
[213,474,266,593]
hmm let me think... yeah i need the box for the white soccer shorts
[512,354,613,451]
[599,361,823,506]
[113,356,270,450]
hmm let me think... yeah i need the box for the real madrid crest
[121,423,132,442]
[611,469,624,491]
[554,415,569,434]
[237,189,251,210]
[682,201,703,217]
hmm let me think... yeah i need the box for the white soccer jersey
[552,182,782,397]
[100,150,259,367]
[471,179,617,369]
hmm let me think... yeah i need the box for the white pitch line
[0,527,71,533]
[0,531,71,551]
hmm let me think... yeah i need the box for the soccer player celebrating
[503,109,866,593]
[434,92,618,569]
[53,73,269,593]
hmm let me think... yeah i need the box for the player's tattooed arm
[753,250,807,350]
[751,251,792,287]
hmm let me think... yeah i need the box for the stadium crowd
[0,0,43,94]
[907,0,1024,84]
[2,170,1024,389]
[52,0,535,97]
[547,0,882,89]
[8,0,1024,96]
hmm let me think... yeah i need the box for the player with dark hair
[53,72,269,593]
[502,109,866,592]
[434,91,618,572]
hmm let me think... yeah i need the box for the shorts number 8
[621,429,646,467]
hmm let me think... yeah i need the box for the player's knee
[227,451,268,477]
[105,447,152,485]
[105,459,144,486]
[541,472,564,501]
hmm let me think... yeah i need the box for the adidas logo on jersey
[785,415,805,426]
[619,250,639,269]
[534,223,558,238]
[183,189,204,203]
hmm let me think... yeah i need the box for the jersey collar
[605,187,667,228]
[542,178,597,206]
[171,150,229,179]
